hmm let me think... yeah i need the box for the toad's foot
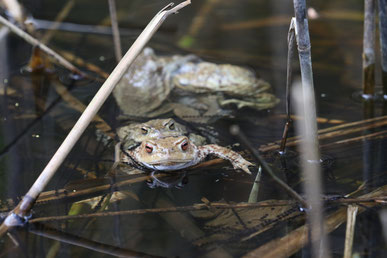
[219,93,280,110]
[198,144,254,174]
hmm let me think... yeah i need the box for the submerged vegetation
[0,0,386,257]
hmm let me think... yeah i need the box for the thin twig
[40,0,75,44]
[363,0,376,96]
[58,49,109,79]
[378,0,387,95]
[279,19,296,153]
[0,14,86,77]
[230,125,308,207]
[178,0,220,47]
[0,0,191,236]
[28,200,297,223]
[26,194,387,224]
[259,116,387,152]
[29,223,162,258]
[108,0,122,62]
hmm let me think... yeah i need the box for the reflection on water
[0,0,386,257]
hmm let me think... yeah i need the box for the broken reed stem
[292,0,321,161]
[108,0,122,62]
[0,0,191,235]
[378,0,387,95]
[243,185,387,258]
[230,125,308,208]
[363,0,376,96]
[248,166,262,203]
[343,205,359,258]
[293,82,330,258]
[0,0,25,25]
[0,14,85,77]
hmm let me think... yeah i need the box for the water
[0,0,386,257]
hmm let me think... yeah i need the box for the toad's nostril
[145,144,153,153]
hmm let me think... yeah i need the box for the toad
[120,135,253,174]
[113,48,279,123]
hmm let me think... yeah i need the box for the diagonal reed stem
[230,125,308,208]
[0,14,86,77]
[0,0,191,237]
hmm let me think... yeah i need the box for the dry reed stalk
[259,116,387,152]
[0,0,24,25]
[343,205,359,258]
[0,14,86,77]
[378,0,387,96]
[28,200,297,223]
[320,130,387,148]
[108,0,122,62]
[363,0,376,96]
[243,185,387,258]
[274,114,345,124]
[0,0,191,236]
[248,166,262,203]
[293,0,321,161]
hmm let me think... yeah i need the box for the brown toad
[113,48,279,123]
[120,135,253,174]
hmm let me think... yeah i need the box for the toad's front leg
[198,145,253,174]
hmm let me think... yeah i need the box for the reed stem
[293,82,330,258]
[363,0,376,96]
[0,0,191,236]
[292,0,321,162]
[0,14,85,77]
[378,0,387,96]
[108,0,122,62]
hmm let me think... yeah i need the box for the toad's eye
[169,122,175,130]
[145,144,153,153]
[181,141,189,151]
[141,127,148,135]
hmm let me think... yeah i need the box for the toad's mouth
[143,158,196,171]
[146,158,194,165]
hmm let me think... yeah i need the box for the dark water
[0,0,386,257]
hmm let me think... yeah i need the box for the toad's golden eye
[141,127,148,135]
[181,141,189,151]
[169,122,175,130]
[145,144,153,153]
